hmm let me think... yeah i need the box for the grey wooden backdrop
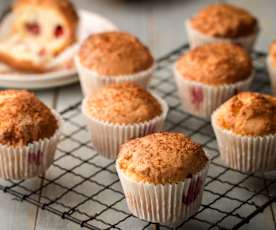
[0,0,275,229]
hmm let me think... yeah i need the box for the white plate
[0,10,118,89]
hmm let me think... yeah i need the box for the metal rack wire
[0,44,275,230]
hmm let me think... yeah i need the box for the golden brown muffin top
[78,31,154,76]
[84,83,162,124]
[117,132,208,184]
[269,41,276,67]
[176,43,252,85]
[190,3,257,38]
[0,90,58,147]
[214,92,276,136]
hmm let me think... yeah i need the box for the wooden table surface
[0,0,276,229]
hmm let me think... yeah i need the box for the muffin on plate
[267,41,276,95]
[75,31,154,97]
[174,42,254,119]
[212,92,276,172]
[0,90,62,179]
[82,82,168,159]
[186,3,258,51]
[0,0,79,72]
[116,132,209,224]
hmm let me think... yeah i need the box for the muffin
[82,82,168,159]
[116,132,209,224]
[267,41,276,95]
[212,92,276,172]
[174,42,254,119]
[0,90,62,179]
[186,3,259,51]
[0,0,79,72]
[75,31,155,97]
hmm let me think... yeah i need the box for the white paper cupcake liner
[116,155,209,225]
[82,93,168,159]
[75,56,155,97]
[0,110,62,180]
[185,20,258,52]
[211,111,276,172]
[174,66,254,119]
[266,56,276,96]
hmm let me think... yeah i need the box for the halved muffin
[0,0,79,72]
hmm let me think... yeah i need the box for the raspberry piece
[183,177,203,205]
[54,25,64,38]
[25,22,40,35]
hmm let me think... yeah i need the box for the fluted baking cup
[212,111,276,172]
[267,56,276,96]
[185,20,258,52]
[174,67,254,119]
[116,155,209,225]
[75,56,155,97]
[0,110,62,180]
[82,94,168,159]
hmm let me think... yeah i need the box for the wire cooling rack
[0,44,276,230]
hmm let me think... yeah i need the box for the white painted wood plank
[35,213,80,230]
[73,0,153,46]
[239,207,275,230]
[56,84,82,111]
[0,194,37,230]
[35,89,56,108]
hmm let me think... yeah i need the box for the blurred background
[1,0,274,57]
